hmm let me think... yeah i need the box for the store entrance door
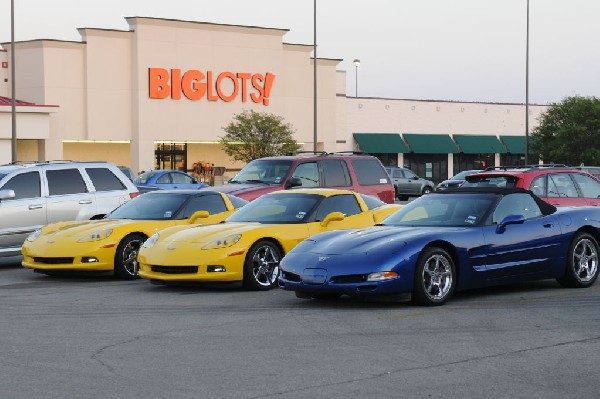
[155,143,187,171]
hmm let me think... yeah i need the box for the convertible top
[439,187,557,215]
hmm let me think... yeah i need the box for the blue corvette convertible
[278,188,600,306]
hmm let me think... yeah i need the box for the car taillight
[130,192,140,199]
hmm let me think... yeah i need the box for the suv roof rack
[484,164,570,172]
[284,151,328,156]
[324,151,368,156]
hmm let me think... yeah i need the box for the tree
[219,110,301,163]
[530,96,600,166]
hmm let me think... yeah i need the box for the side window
[359,193,384,210]
[548,174,578,198]
[351,159,390,185]
[314,194,361,221]
[85,168,126,191]
[226,194,249,209]
[1,172,41,200]
[529,175,546,197]
[291,162,319,188]
[572,173,600,198]
[404,170,418,179]
[172,172,194,184]
[492,193,542,224]
[156,173,171,184]
[46,169,88,195]
[392,169,403,178]
[320,160,351,187]
[182,194,227,218]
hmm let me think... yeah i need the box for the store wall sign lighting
[149,68,276,105]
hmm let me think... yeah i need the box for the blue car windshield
[107,193,189,220]
[226,193,321,224]
[133,171,159,185]
[382,193,496,227]
[229,160,293,185]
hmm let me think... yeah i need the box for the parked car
[134,170,209,191]
[436,170,482,191]
[577,166,600,179]
[207,152,395,204]
[385,166,434,201]
[22,190,247,279]
[137,189,402,289]
[463,164,600,206]
[0,161,139,260]
[278,188,599,305]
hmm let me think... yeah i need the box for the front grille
[280,270,301,282]
[330,274,368,284]
[151,266,198,274]
[33,257,74,265]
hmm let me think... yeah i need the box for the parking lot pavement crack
[250,334,600,398]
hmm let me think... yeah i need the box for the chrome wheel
[244,241,282,290]
[115,235,145,279]
[413,247,456,306]
[572,238,598,283]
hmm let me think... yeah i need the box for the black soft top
[438,187,557,215]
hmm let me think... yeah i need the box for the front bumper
[22,243,116,271]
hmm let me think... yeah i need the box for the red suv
[463,164,600,206]
[209,153,395,203]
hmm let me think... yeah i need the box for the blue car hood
[308,225,467,255]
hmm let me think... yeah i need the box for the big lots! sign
[149,68,276,105]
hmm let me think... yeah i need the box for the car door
[0,171,46,255]
[45,168,96,224]
[539,173,588,206]
[170,172,201,189]
[481,193,562,280]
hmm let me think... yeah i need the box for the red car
[463,164,600,207]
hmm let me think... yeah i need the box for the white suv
[0,161,139,259]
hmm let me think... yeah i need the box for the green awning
[500,135,526,154]
[353,133,409,154]
[402,134,459,154]
[453,135,506,154]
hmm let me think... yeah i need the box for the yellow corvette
[137,189,402,290]
[22,190,248,278]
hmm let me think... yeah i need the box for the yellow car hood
[39,219,146,238]
[156,222,265,246]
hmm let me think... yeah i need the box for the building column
[130,138,155,174]
[38,138,63,162]
[397,153,404,168]
[495,153,501,167]
[447,153,454,179]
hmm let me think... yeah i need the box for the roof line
[125,16,289,33]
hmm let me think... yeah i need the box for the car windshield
[133,171,159,185]
[107,193,189,220]
[229,160,293,185]
[451,170,480,180]
[226,193,321,224]
[463,175,518,188]
[381,193,496,227]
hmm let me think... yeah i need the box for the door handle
[543,223,553,228]
[28,204,43,210]
[79,200,93,204]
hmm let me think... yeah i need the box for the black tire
[422,186,433,195]
[557,232,599,288]
[412,247,456,306]
[114,234,145,279]
[243,240,282,291]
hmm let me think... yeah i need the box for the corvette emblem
[166,247,176,251]
[318,256,329,261]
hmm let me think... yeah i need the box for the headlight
[77,229,113,243]
[202,234,241,250]
[26,229,42,242]
[142,233,160,248]
[367,271,399,281]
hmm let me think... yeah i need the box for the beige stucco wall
[63,142,131,166]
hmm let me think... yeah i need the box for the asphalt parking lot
[1,262,599,399]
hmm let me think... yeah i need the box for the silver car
[0,161,138,259]
[385,167,435,201]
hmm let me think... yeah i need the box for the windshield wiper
[241,179,270,185]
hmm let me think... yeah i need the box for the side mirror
[320,211,345,227]
[285,177,302,189]
[0,189,16,201]
[188,210,210,224]
[496,214,525,233]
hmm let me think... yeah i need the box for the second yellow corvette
[137,189,402,289]
[22,190,248,278]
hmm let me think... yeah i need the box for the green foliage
[530,96,600,166]
[219,110,301,163]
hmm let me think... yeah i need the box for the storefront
[1,17,547,180]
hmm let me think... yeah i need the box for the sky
[1,0,598,105]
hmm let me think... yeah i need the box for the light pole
[353,59,360,97]
[313,0,317,153]
[524,0,530,165]
[10,0,17,162]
